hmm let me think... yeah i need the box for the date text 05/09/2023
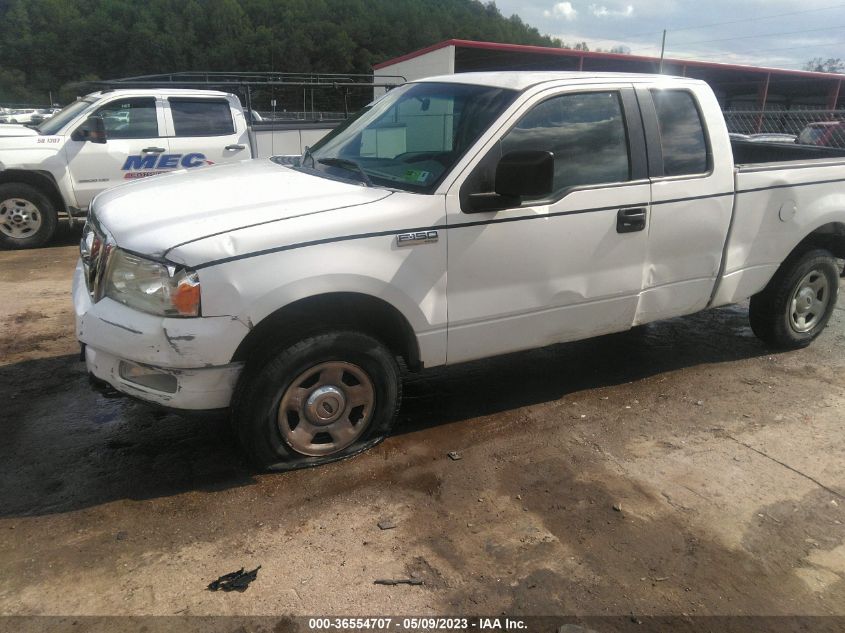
[307,618,528,631]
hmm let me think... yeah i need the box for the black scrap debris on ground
[207,566,261,592]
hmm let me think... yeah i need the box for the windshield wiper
[317,157,373,187]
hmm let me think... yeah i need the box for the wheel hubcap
[788,269,830,333]
[0,198,42,239]
[306,385,347,424]
[278,361,375,457]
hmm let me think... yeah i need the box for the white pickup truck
[0,88,335,248]
[72,72,845,470]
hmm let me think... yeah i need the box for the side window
[93,97,158,139]
[651,90,709,176]
[500,91,631,196]
[169,99,235,137]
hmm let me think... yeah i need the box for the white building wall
[374,45,456,97]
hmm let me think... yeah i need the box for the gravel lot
[1,230,843,619]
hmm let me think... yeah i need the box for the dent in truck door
[445,86,651,364]
[632,85,736,324]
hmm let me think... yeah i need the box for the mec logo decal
[121,153,214,179]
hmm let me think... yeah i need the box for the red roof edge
[372,38,845,81]
[373,40,459,70]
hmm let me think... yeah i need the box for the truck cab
[0,89,251,249]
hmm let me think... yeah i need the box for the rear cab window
[651,90,710,176]
[168,98,235,137]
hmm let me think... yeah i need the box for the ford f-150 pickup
[72,72,845,470]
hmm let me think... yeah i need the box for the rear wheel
[0,183,58,249]
[749,248,839,349]
[232,330,401,471]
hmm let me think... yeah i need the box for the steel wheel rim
[0,198,42,239]
[788,269,830,333]
[277,361,375,457]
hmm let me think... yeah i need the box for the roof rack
[86,71,407,118]
[88,70,404,89]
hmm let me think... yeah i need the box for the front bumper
[73,261,246,410]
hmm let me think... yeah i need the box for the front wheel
[0,183,58,249]
[232,331,402,471]
[749,248,840,349]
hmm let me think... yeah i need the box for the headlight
[104,249,201,317]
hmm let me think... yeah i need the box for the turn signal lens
[171,273,201,317]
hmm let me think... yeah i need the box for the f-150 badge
[396,230,438,247]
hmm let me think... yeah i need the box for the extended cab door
[632,84,735,324]
[445,85,651,364]
[163,96,250,167]
[64,96,168,210]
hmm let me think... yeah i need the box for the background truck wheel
[0,183,58,249]
[749,248,840,349]
[232,330,402,471]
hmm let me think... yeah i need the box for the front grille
[80,222,113,302]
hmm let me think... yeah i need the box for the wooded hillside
[0,0,563,104]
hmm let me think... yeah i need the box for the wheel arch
[0,169,66,216]
[793,221,845,260]
[231,291,423,371]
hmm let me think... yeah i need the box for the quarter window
[651,90,709,176]
[500,91,631,197]
[93,97,158,139]
[169,99,234,136]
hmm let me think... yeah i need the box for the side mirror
[72,116,107,144]
[466,150,554,213]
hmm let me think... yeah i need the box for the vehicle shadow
[0,303,772,519]
[397,302,771,434]
[0,353,256,519]
[48,223,84,247]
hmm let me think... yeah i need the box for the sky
[494,0,845,70]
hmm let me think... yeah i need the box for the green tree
[803,58,844,73]
[0,0,566,106]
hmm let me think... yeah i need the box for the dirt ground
[1,228,844,621]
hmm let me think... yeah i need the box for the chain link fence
[253,110,348,122]
[722,108,845,144]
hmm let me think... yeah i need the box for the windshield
[36,99,94,135]
[299,82,517,193]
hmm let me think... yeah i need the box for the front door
[446,86,651,364]
[64,96,168,209]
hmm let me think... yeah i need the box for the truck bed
[711,145,845,308]
[250,120,339,157]
[731,139,845,165]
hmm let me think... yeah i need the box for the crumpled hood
[0,125,39,137]
[93,159,391,258]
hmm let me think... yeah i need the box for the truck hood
[93,159,392,258]
[0,125,39,137]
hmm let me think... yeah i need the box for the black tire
[749,248,840,349]
[231,330,402,471]
[0,183,58,249]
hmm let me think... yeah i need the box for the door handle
[141,147,166,153]
[617,207,647,233]
[225,144,245,151]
